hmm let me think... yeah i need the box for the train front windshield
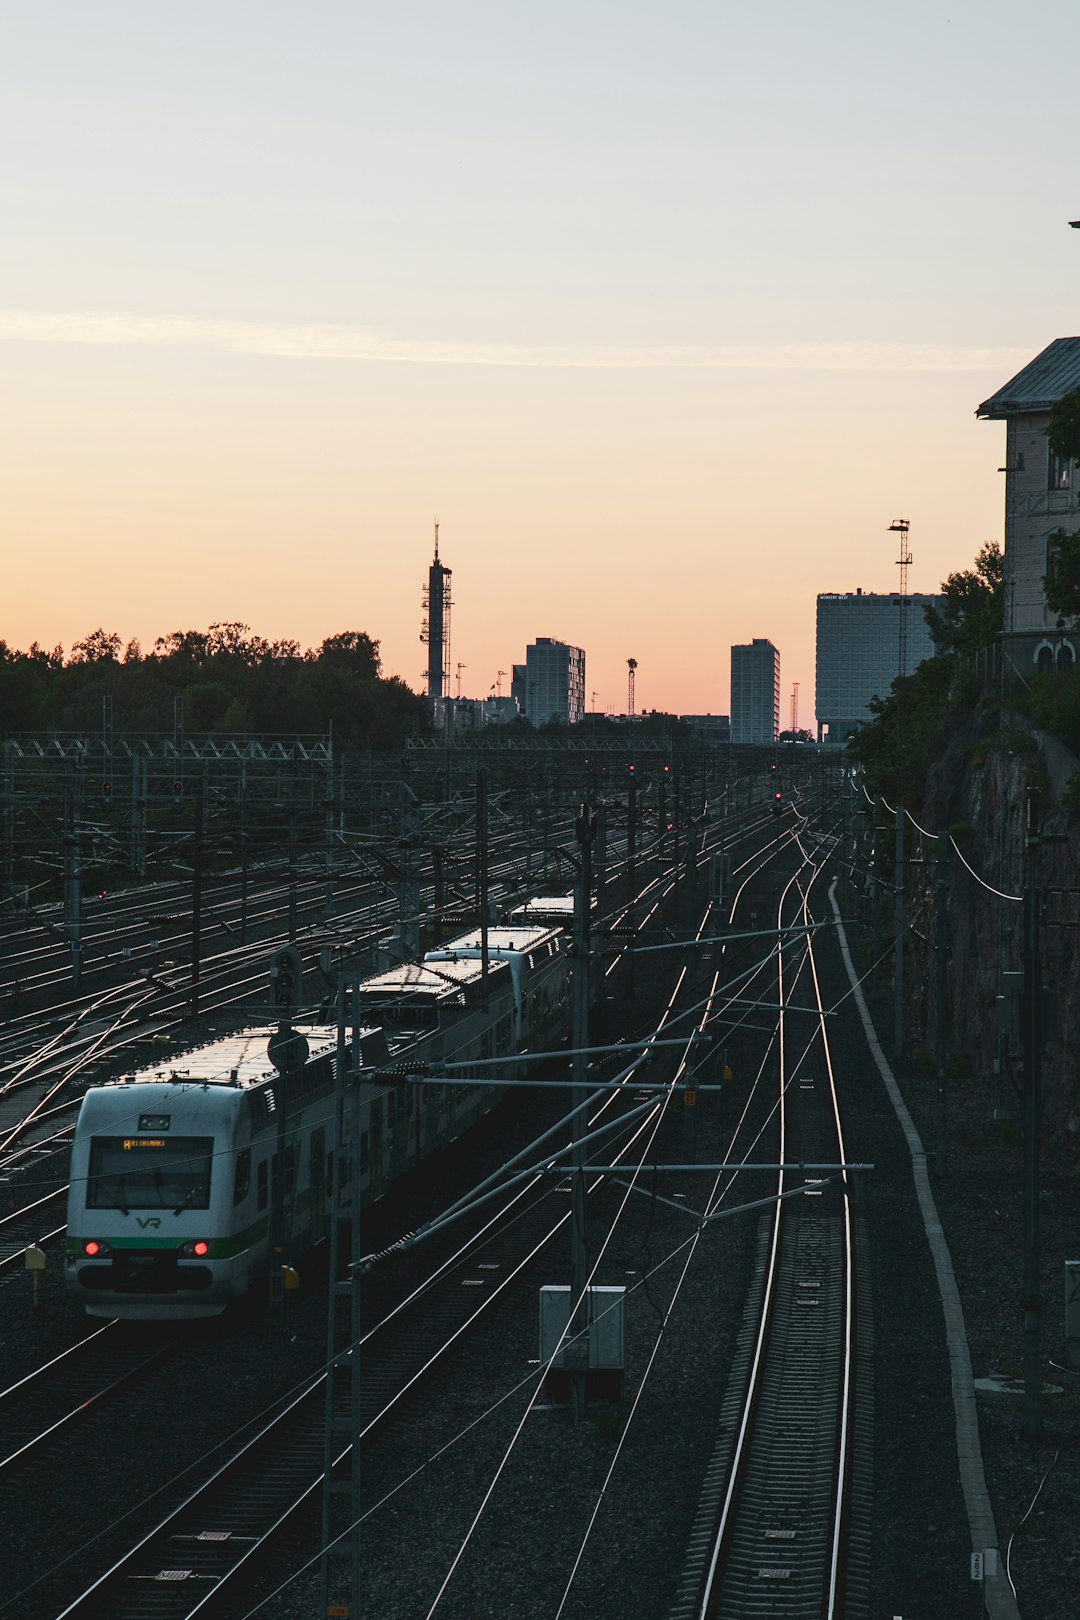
[86,1135,214,1211]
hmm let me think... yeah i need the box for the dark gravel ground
[5,897,1079,1619]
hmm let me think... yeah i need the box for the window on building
[1048,449,1071,491]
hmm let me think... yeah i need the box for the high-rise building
[815,589,944,744]
[523,638,585,725]
[730,639,779,744]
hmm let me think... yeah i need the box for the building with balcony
[978,338,1080,673]
[523,638,586,725]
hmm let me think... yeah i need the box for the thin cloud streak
[0,309,1030,374]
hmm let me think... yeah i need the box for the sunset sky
[3,2,1079,728]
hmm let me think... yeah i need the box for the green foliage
[0,625,430,750]
[1017,667,1080,753]
[852,542,1007,807]
[1043,527,1080,623]
[1048,385,1080,463]
[849,655,957,808]
[923,541,1003,656]
[1059,769,1080,813]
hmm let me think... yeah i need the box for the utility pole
[287,810,298,943]
[626,770,637,999]
[64,782,83,990]
[593,804,607,943]
[191,790,204,1019]
[672,775,681,922]
[570,802,596,1423]
[1,749,13,906]
[1021,788,1043,1439]
[321,976,362,1616]
[476,767,489,1009]
[935,831,950,1168]
[324,767,336,921]
[130,756,147,877]
[893,807,904,1060]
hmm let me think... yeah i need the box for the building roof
[977,338,1080,418]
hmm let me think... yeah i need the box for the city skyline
[3,4,1078,727]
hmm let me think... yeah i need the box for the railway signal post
[570,802,596,1422]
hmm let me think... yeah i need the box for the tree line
[0,624,431,751]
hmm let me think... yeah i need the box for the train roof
[90,1023,356,1091]
[356,955,510,1006]
[428,924,564,957]
[506,895,576,924]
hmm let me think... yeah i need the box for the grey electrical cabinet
[539,1285,625,1370]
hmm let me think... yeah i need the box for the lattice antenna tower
[789,681,800,734]
[420,518,453,700]
[888,519,912,680]
[627,657,638,719]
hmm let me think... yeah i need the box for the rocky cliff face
[898,696,1080,1147]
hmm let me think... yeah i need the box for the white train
[65,921,568,1319]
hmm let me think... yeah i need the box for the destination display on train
[122,1137,169,1150]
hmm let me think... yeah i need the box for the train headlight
[83,1239,111,1257]
[180,1239,210,1258]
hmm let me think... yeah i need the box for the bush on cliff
[851,543,1002,808]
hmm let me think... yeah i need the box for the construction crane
[627,658,638,719]
[790,681,800,735]
[888,519,913,680]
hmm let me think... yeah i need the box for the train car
[65,921,569,1320]
[505,894,576,931]
[423,921,568,1050]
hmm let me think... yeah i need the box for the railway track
[671,815,873,1619]
[0,785,811,1618]
[0,1322,177,1480]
